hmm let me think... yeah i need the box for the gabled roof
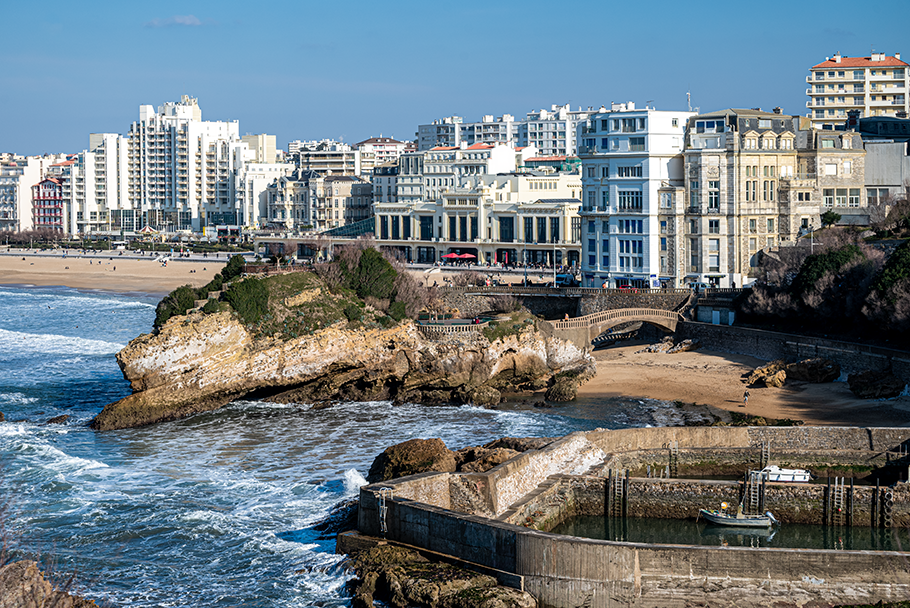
[356,136,404,146]
[813,55,907,69]
[466,143,493,150]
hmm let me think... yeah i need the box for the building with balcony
[31,177,66,232]
[807,52,909,130]
[288,140,372,177]
[127,96,248,233]
[265,169,372,232]
[680,109,867,288]
[355,136,408,166]
[577,103,693,288]
[0,155,66,232]
[417,104,603,157]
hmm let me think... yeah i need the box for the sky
[2,0,909,156]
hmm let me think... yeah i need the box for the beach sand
[0,253,221,296]
[578,341,910,428]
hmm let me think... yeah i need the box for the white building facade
[577,104,693,288]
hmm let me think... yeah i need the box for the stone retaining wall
[677,321,910,384]
[355,426,910,608]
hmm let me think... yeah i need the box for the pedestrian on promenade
[742,389,750,407]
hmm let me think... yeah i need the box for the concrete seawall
[356,426,910,608]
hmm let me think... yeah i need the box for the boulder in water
[848,370,906,399]
[367,438,456,483]
[0,411,4,422]
[46,414,70,425]
[785,358,841,383]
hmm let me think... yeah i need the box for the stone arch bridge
[543,308,683,350]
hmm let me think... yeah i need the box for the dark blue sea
[0,285,692,606]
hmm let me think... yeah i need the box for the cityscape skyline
[3,0,909,156]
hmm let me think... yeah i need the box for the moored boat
[760,465,813,483]
[698,502,779,528]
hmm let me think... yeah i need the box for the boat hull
[699,509,773,528]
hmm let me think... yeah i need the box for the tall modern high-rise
[807,52,909,130]
[127,96,247,231]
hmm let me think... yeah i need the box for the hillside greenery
[153,247,428,339]
[740,230,910,343]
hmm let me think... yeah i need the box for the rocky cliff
[91,311,594,431]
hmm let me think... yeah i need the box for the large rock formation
[785,358,841,383]
[92,312,594,431]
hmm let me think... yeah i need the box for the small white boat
[760,465,812,483]
[698,503,779,528]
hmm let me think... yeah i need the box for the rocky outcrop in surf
[92,310,594,431]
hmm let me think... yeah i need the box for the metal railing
[552,307,682,330]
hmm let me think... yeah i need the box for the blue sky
[2,0,909,156]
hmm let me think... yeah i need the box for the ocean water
[0,285,680,607]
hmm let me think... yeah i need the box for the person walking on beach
[742,389,750,407]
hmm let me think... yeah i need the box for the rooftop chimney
[773,107,782,114]
[897,53,902,60]
[833,52,842,63]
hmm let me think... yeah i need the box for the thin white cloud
[145,15,203,28]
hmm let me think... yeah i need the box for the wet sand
[579,341,910,427]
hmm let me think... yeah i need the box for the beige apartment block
[807,52,908,130]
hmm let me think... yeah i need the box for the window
[661,237,667,251]
[586,167,595,178]
[763,181,775,202]
[708,239,720,272]
[587,191,595,209]
[601,166,609,178]
[660,220,667,234]
[690,219,698,234]
[745,138,757,149]
[671,118,678,127]
[709,219,720,234]
[749,237,757,251]
[601,190,609,209]
[849,188,860,207]
[836,188,847,207]
[853,70,864,80]
[524,217,533,242]
[843,161,852,174]
[821,139,835,149]
[825,163,837,176]
[690,238,699,271]
[601,138,609,149]
[661,192,672,208]
[758,119,772,129]
[587,220,595,233]
[602,221,609,232]
[824,188,834,207]
[629,137,645,152]
[767,219,774,233]
[617,190,642,210]
[600,119,609,131]
[617,166,643,177]
[621,118,636,132]
[708,189,719,210]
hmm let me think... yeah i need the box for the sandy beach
[579,341,910,428]
[0,251,222,296]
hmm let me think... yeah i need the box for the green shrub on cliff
[154,285,198,329]
[872,240,910,296]
[353,248,397,301]
[790,245,862,295]
[222,255,246,282]
[223,277,269,325]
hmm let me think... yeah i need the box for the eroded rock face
[848,370,907,399]
[786,358,841,383]
[0,560,98,608]
[92,313,594,431]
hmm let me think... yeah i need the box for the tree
[820,210,841,227]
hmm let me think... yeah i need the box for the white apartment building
[288,140,373,177]
[578,103,693,288]
[237,161,295,229]
[266,170,372,232]
[127,96,247,232]
[356,136,408,166]
[807,52,909,130]
[417,104,602,157]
